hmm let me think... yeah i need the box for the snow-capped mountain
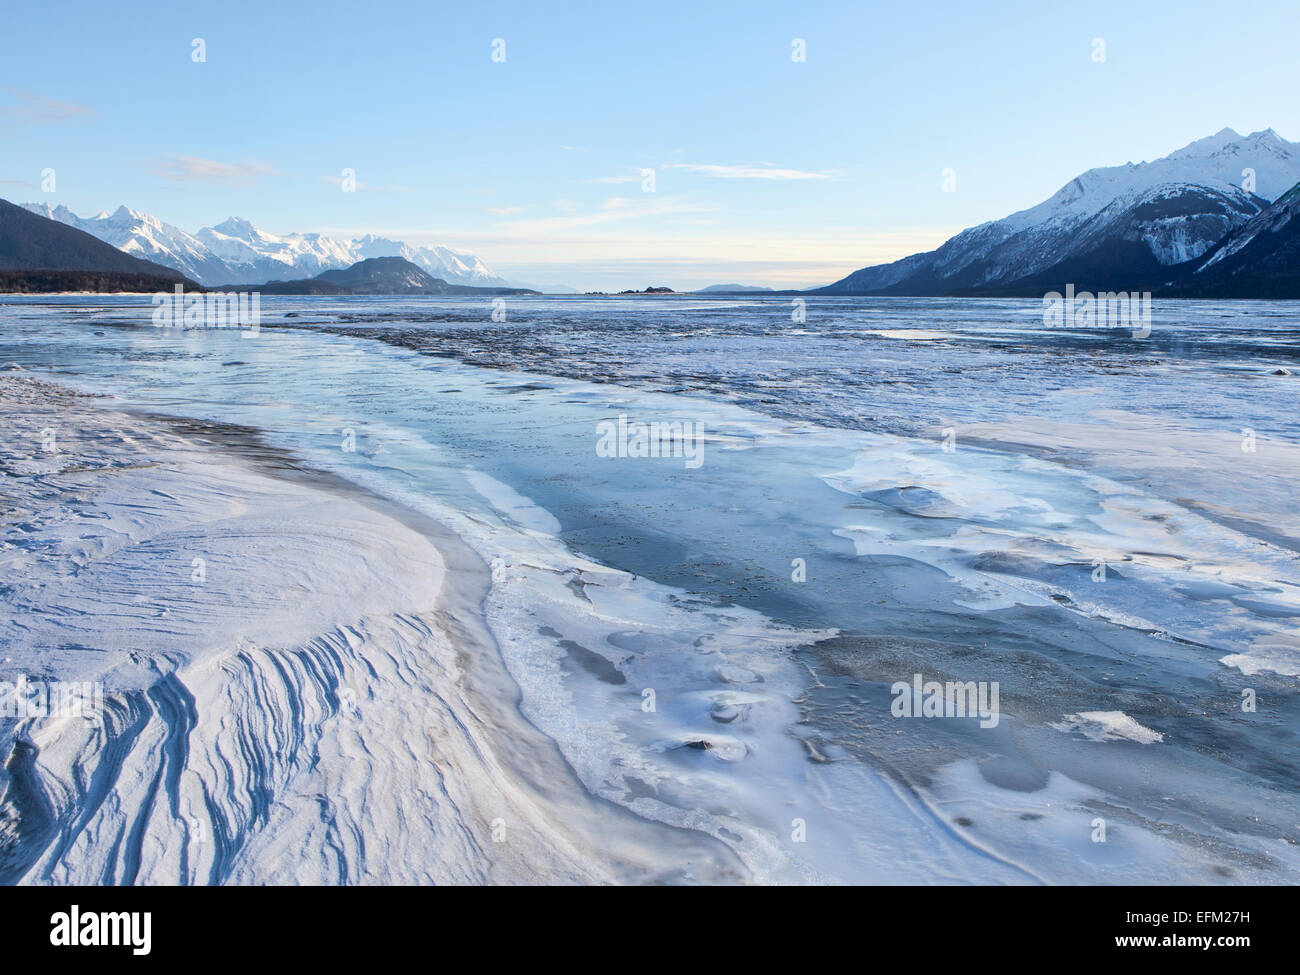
[818,128,1300,295]
[349,234,502,285]
[0,199,190,282]
[23,203,232,284]
[20,203,509,288]
[194,217,359,284]
[1198,179,1300,275]
[1164,179,1300,296]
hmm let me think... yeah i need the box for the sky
[2,0,1298,291]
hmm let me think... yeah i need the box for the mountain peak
[315,256,440,293]
[1168,127,1246,160]
[1165,126,1296,165]
[820,125,1300,296]
[21,201,55,219]
[11,202,506,288]
[212,216,258,239]
[0,198,190,282]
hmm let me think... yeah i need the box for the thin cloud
[664,163,834,180]
[486,205,524,215]
[2,89,93,122]
[318,227,960,290]
[155,154,274,186]
[493,197,707,233]
[462,233,960,291]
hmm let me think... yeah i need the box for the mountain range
[255,256,538,296]
[3,127,1298,299]
[19,202,509,289]
[817,128,1300,297]
[0,198,196,292]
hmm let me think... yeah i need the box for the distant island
[583,286,677,295]
[227,257,539,296]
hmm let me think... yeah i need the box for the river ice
[2,293,1297,884]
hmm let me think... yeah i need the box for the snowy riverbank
[0,374,736,884]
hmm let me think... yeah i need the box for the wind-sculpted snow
[0,376,730,884]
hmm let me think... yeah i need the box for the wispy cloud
[155,154,274,186]
[492,196,707,233]
[401,227,960,291]
[316,226,961,292]
[664,163,834,180]
[1,89,93,122]
[486,205,524,215]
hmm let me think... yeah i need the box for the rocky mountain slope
[818,128,1299,296]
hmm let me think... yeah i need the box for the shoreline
[0,374,740,884]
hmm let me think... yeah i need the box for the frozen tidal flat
[1,294,1298,884]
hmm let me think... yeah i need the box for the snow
[1220,642,1300,678]
[1199,180,1300,270]
[0,374,729,884]
[1001,127,1299,234]
[21,202,229,284]
[835,128,1300,291]
[6,294,1300,885]
[1051,711,1165,744]
[19,203,508,289]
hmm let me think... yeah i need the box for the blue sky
[2,0,1298,290]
